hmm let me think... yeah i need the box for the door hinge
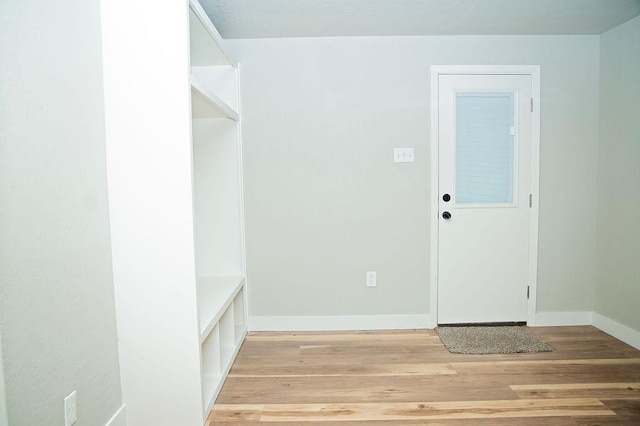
[527,286,530,299]
[529,194,532,208]
[530,98,534,112]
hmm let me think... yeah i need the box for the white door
[438,74,532,324]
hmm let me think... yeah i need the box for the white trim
[527,67,541,326]
[534,311,593,326]
[429,65,541,326]
[237,62,251,341]
[431,65,542,76]
[428,68,440,329]
[104,405,126,426]
[249,315,431,331]
[0,328,8,426]
[593,313,640,351]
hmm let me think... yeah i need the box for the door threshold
[437,321,527,327]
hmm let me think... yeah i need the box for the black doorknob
[442,211,452,220]
[443,194,451,202]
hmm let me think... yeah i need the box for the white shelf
[189,0,236,67]
[191,73,239,120]
[197,276,245,342]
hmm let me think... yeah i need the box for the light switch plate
[64,391,77,426]
[394,148,415,163]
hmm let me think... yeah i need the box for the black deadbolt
[443,194,451,202]
[442,211,452,220]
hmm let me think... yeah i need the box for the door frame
[429,65,541,327]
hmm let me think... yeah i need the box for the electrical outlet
[366,271,377,287]
[64,391,77,426]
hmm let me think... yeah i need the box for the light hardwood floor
[206,326,640,424]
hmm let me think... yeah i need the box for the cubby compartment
[188,2,234,68]
[188,0,239,120]
[191,66,238,113]
[201,325,222,407]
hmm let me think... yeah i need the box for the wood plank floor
[206,326,640,424]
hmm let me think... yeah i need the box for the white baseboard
[249,314,431,331]
[593,312,640,350]
[533,311,593,326]
[105,405,126,426]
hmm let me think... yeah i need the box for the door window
[455,92,516,205]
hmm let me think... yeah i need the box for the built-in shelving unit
[189,0,247,416]
[101,0,247,423]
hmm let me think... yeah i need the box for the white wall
[0,1,123,424]
[228,35,600,323]
[596,15,640,332]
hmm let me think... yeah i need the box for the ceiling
[200,0,640,39]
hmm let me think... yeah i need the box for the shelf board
[189,0,236,67]
[191,74,239,120]
[197,275,245,342]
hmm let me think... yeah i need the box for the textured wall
[229,35,600,321]
[0,0,123,424]
[596,15,640,331]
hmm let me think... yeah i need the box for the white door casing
[0,328,8,426]
[429,66,541,327]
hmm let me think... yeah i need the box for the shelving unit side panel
[233,66,250,356]
[234,62,249,317]
[101,0,204,424]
